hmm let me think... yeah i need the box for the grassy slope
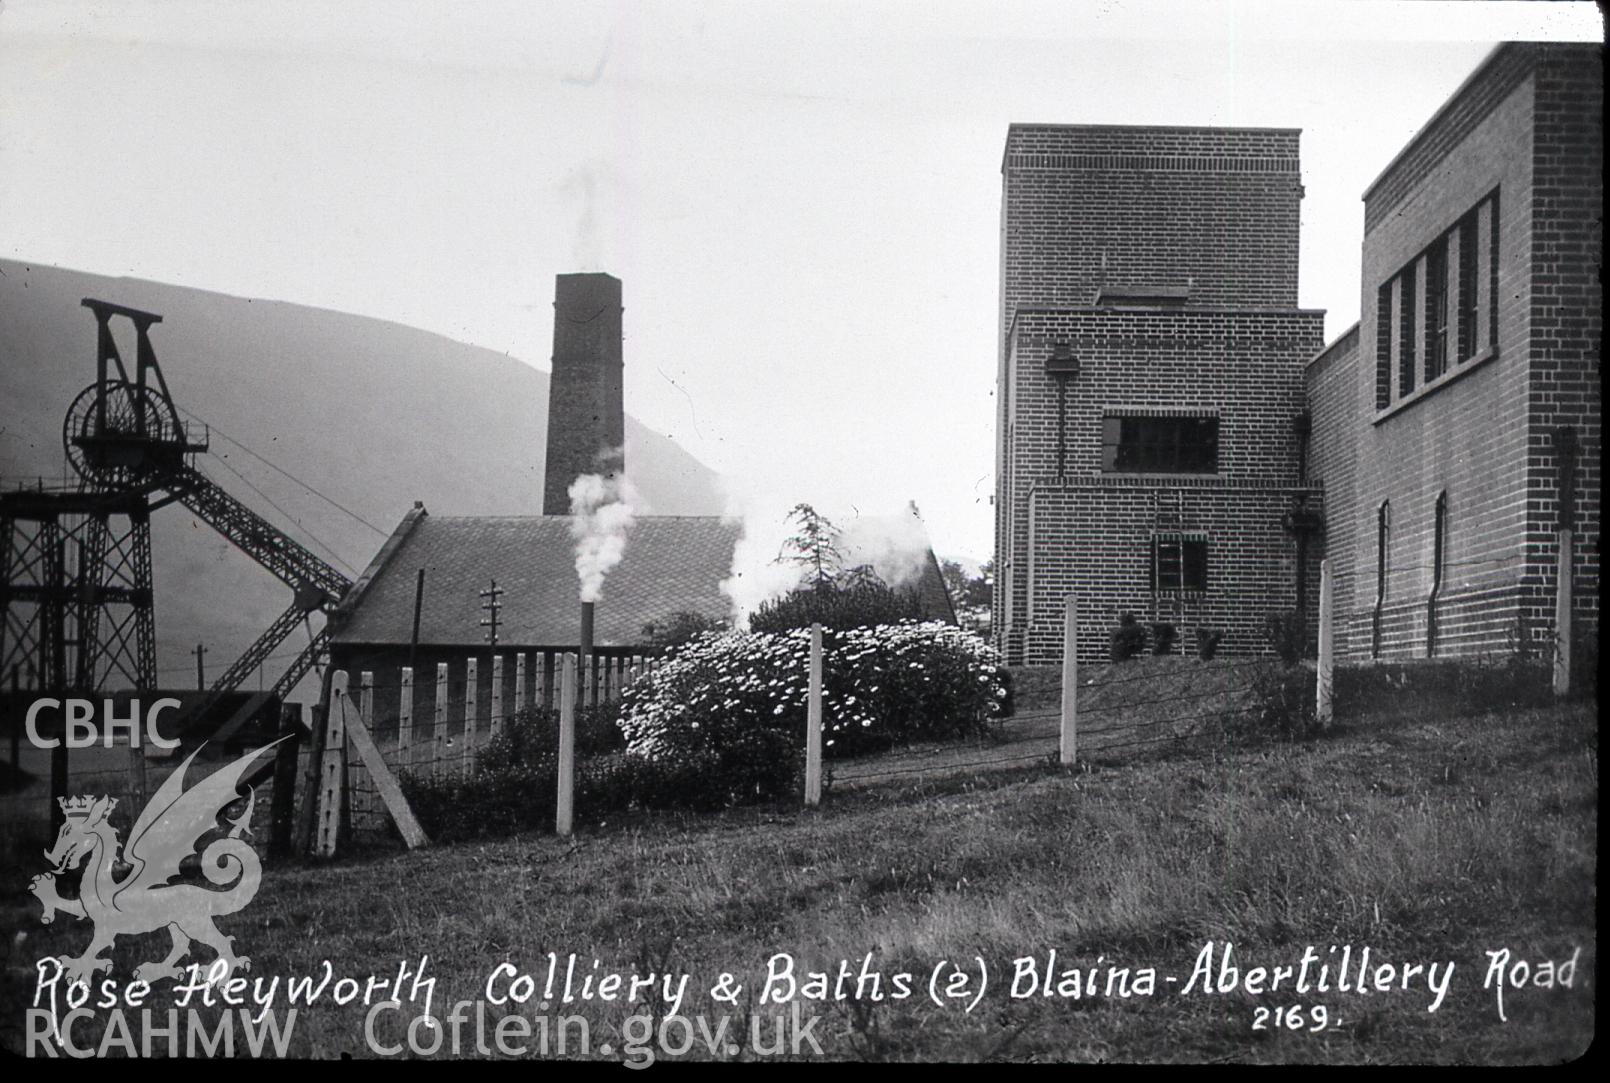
[2,701,1595,1063]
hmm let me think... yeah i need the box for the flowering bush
[400,622,1006,834]
[618,620,1005,766]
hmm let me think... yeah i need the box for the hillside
[0,260,726,691]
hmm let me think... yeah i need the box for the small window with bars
[1151,534,1208,592]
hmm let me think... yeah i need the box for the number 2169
[1252,1005,1331,1032]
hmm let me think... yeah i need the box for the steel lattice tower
[1,301,205,696]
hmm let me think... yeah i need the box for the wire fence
[327,655,664,842]
[829,656,1275,789]
[322,638,1298,849]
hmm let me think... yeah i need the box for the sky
[0,0,1601,566]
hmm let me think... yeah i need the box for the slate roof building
[331,508,741,657]
[325,505,742,724]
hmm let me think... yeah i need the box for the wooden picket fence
[305,651,665,856]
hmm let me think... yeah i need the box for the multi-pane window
[1425,237,1449,381]
[1151,534,1208,592]
[1375,283,1393,410]
[1458,214,1480,362]
[1399,269,1418,396]
[1487,191,1500,349]
[1374,189,1498,410]
[1101,416,1218,474]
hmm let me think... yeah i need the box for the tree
[778,503,846,591]
[940,558,993,609]
[967,559,994,608]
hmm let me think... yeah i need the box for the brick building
[1306,42,1601,664]
[994,125,1326,664]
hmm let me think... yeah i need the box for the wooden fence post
[398,666,414,771]
[1060,596,1077,766]
[341,681,430,850]
[541,652,555,711]
[805,624,823,807]
[491,655,505,740]
[1317,559,1334,729]
[357,671,375,825]
[514,653,527,715]
[557,653,576,837]
[296,666,335,855]
[316,670,349,858]
[464,657,479,775]
[434,662,449,779]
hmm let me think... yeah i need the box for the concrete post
[1317,559,1334,728]
[1060,595,1077,766]
[557,653,576,837]
[805,624,823,807]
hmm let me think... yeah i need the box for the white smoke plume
[718,480,938,628]
[569,466,637,603]
[718,485,803,629]
[840,502,933,589]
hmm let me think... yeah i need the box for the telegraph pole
[480,579,504,648]
[193,642,208,690]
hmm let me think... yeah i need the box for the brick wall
[1000,126,1303,326]
[1021,483,1323,664]
[1342,43,1600,662]
[995,126,1314,663]
[1305,324,1361,657]
[544,273,625,516]
[1526,46,1602,651]
[1352,54,1534,661]
[1003,308,1324,663]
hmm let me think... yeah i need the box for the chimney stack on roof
[544,272,625,516]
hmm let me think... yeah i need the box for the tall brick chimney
[544,272,625,516]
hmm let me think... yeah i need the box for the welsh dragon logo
[29,741,282,989]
